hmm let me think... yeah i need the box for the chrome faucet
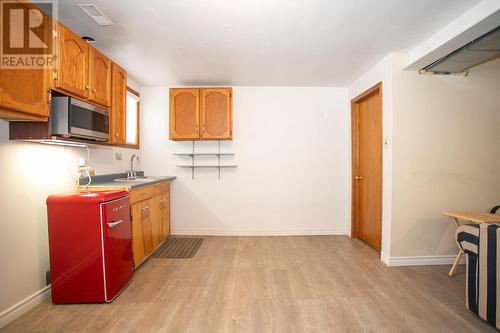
[128,154,140,179]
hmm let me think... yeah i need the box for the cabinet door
[169,88,200,140]
[54,24,88,98]
[149,195,163,249]
[161,192,170,240]
[200,88,232,140]
[88,47,112,107]
[131,202,145,268]
[0,2,52,121]
[110,63,127,144]
[142,201,154,255]
[0,69,49,120]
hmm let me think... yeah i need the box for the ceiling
[56,0,481,86]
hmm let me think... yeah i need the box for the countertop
[79,172,176,190]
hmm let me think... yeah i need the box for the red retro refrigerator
[46,190,133,303]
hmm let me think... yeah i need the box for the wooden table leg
[449,250,463,277]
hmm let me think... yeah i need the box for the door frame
[351,82,383,252]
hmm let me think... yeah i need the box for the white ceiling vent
[78,4,113,26]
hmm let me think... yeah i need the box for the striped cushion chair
[456,223,500,329]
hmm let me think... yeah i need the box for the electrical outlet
[115,153,122,160]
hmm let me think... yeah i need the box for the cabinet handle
[92,88,96,93]
[85,85,90,90]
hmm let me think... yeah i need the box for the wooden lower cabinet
[149,195,163,249]
[161,192,171,240]
[131,202,145,266]
[130,181,171,268]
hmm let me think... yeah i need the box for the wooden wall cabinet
[0,2,51,121]
[1,14,122,124]
[200,88,232,139]
[88,47,112,107]
[0,69,50,121]
[54,24,89,99]
[169,87,232,141]
[53,23,112,108]
[169,88,200,140]
[110,63,127,144]
[130,181,171,268]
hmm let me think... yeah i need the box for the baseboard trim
[0,285,51,328]
[380,252,390,266]
[382,255,466,267]
[171,228,349,236]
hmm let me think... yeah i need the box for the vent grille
[78,4,113,26]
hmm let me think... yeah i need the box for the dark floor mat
[152,237,203,258]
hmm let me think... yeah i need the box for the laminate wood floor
[2,236,496,333]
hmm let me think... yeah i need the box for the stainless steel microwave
[51,96,109,141]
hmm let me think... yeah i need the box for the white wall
[0,123,139,324]
[141,87,350,235]
[391,58,500,257]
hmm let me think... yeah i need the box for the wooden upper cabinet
[88,47,111,107]
[200,88,232,140]
[54,24,88,99]
[0,2,52,121]
[0,69,50,120]
[110,63,127,144]
[169,88,200,140]
[169,87,232,141]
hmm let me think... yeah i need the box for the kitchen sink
[113,176,153,182]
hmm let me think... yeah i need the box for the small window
[126,87,140,146]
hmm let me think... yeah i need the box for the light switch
[384,137,389,149]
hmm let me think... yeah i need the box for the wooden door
[110,63,127,144]
[88,47,112,107]
[169,88,200,140]
[200,88,232,140]
[351,83,383,252]
[149,195,162,248]
[161,192,170,240]
[131,202,145,267]
[54,24,88,98]
[0,69,50,120]
[142,200,154,255]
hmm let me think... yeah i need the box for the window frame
[121,86,140,149]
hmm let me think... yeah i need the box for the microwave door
[69,100,109,141]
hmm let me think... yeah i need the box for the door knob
[356,176,364,180]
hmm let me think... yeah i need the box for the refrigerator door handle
[107,220,123,228]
